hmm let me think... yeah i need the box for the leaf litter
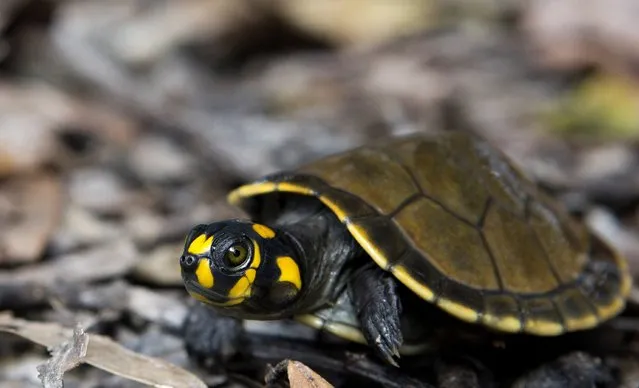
[0,312,207,388]
[1,0,639,387]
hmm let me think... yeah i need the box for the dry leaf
[543,73,639,139]
[287,360,334,388]
[0,312,207,388]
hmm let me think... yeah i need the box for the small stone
[68,168,130,215]
[128,135,194,184]
[126,287,188,331]
[0,121,57,177]
[131,244,184,286]
[577,145,636,183]
[123,208,168,246]
[0,240,139,287]
[50,206,123,254]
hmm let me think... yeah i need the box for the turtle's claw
[349,264,403,366]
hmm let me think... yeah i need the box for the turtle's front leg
[349,262,403,366]
[182,303,245,365]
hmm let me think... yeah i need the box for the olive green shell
[228,131,631,335]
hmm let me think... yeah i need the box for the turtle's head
[179,220,304,319]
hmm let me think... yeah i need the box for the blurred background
[1,0,639,387]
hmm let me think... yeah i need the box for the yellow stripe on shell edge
[346,223,390,270]
[595,297,626,323]
[319,195,349,223]
[391,265,435,302]
[277,182,315,196]
[227,182,278,206]
[436,297,480,324]
[522,318,564,336]
[481,314,524,334]
[590,230,633,321]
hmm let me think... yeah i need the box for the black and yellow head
[179,220,304,319]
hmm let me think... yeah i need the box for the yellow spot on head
[245,268,256,283]
[276,256,302,290]
[188,234,214,255]
[228,276,251,299]
[195,258,214,288]
[253,224,276,239]
[251,239,261,268]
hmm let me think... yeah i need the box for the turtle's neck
[264,195,363,312]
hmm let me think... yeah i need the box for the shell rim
[227,179,632,336]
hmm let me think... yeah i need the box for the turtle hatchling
[178,131,631,366]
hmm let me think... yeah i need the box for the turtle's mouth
[184,279,245,307]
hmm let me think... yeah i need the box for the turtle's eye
[223,243,249,269]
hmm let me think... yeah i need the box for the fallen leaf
[287,360,334,388]
[266,359,334,388]
[0,312,207,388]
[543,73,639,139]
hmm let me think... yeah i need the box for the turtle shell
[227,131,631,336]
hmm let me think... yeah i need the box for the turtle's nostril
[180,255,198,271]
